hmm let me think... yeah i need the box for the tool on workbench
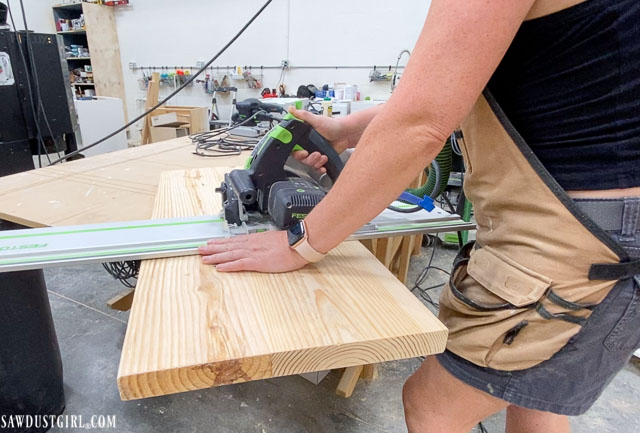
[218,112,344,229]
[0,119,472,273]
[218,113,436,230]
[231,98,285,126]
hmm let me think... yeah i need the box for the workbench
[0,137,466,399]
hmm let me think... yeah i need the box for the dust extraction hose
[407,139,452,199]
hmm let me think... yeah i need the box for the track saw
[0,114,474,272]
[218,112,346,230]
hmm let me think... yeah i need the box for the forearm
[339,104,384,148]
[305,108,445,253]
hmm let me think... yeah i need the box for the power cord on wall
[45,0,274,164]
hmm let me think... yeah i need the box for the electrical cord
[47,0,274,165]
[450,130,463,156]
[307,100,322,114]
[193,135,259,158]
[191,110,269,157]
[6,0,51,166]
[16,0,64,161]
[409,235,447,310]
[276,65,286,87]
[102,261,140,288]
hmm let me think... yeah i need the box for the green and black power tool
[217,113,345,229]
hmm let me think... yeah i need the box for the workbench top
[0,137,245,228]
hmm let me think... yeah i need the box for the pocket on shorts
[604,276,640,352]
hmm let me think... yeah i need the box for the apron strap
[589,260,640,280]
[535,303,587,325]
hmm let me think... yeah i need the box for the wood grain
[0,137,245,228]
[117,167,448,400]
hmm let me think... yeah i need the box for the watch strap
[293,236,327,263]
[291,221,326,263]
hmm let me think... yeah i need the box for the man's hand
[198,230,309,273]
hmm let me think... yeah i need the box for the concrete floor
[40,237,640,433]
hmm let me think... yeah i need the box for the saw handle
[305,128,344,182]
[245,117,346,213]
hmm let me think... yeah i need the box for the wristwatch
[287,220,327,263]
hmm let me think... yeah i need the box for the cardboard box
[151,112,189,128]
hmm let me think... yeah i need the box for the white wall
[4,0,58,33]
[7,0,432,141]
[114,0,431,139]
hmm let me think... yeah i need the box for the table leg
[360,364,379,381]
[336,365,364,398]
[107,288,135,311]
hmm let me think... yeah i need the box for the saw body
[218,113,344,229]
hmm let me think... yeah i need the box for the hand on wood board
[198,230,309,272]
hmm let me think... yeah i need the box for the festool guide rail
[0,205,473,273]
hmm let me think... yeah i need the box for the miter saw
[217,112,344,229]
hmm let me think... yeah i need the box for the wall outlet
[281,59,289,68]
[195,60,205,68]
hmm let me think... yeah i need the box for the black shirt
[488,0,640,190]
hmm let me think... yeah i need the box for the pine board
[117,167,448,400]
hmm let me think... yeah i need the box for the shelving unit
[52,2,127,120]
[57,30,86,34]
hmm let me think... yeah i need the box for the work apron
[439,90,640,371]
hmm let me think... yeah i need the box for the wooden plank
[336,366,364,398]
[107,288,135,311]
[83,2,128,121]
[0,137,245,228]
[360,364,379,381]
[397,236,415,284]
[116,167,448,400]
[141,73,160,145]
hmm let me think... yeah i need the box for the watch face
[287,221,305,246]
